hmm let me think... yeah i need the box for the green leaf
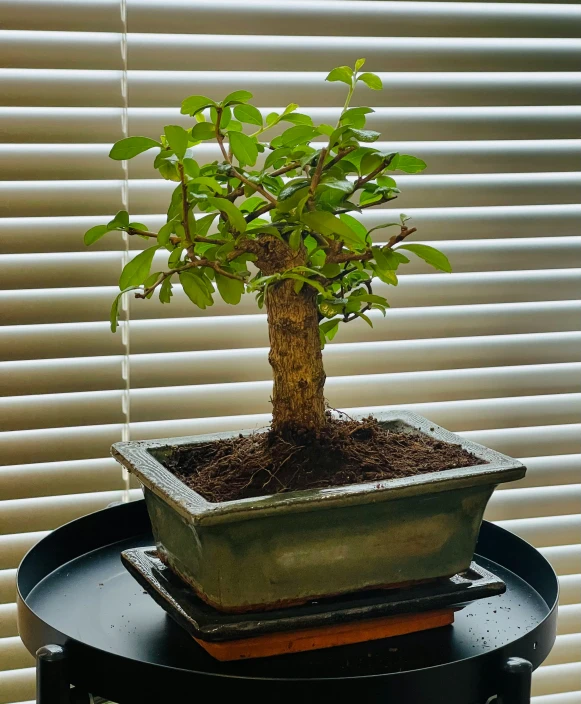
[109,286,139,332]
[283,273,325,294]
[355,58,366,72]
[377,175,398,189]
[179,270,214,309]
[119,247,159,289]
[302,211,361,248]
[110,287,139,332]
[398,243,452,273]
[277,180,309,213]
[210,105,231,129]
[264,147,291,169]
[281,103,299,117]
[357,72,383,90]
[279,179,310,201]
[191,176,223,193]
[239,196,265,213]
[195,212,218,237]
[84,224,110,246]
[181,95,215,116]
[326,66,353,86]
[355,293,389,306]
[338,214,368,245]
[216,272,244,305]
[366,221,400,238]
[190,122,216,142]
[157,221,174,247]
[280,112,313,126]
[341,106,374,129]
[357,311,374,327]
[272,125,318,149]
[377,247,402,270]
[182,158,200,178]
[159,277,173,304]
[319,177,354,195]
[168,246,184,268]
[109,137,160,160]
[233,103,263,126]
[347,128,380,143]
[289,228,302,251]
[221,90,253,106]
[208,197,246,233]
[390,154,427,173]
[107,210,130,229]
[319,318,340,348]
[229,131,258,166]
[164,125,189,160]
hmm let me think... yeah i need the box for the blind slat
[3,332,579,395]
[1,363,578,431]
[129,71,581,108]
[128,106,581,142]
[127,1,581,38]
[2,301,579,362]
[127,34,581,72]
[4,106,580,144]
[3,205,580,255]
[0,639,33,674]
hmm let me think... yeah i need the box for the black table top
[17,500,558,704]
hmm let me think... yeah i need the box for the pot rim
[111,410,525,526]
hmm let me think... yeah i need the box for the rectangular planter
[112,411,526,613]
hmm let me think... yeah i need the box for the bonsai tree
[85,60,450,439]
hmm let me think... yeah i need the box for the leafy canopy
[85,59,450,339]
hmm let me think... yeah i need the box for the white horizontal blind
[0,1,136,702]
[1,1,581,702]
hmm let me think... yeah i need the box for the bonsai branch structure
[85,60,450,438]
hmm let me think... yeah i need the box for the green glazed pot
[112,411,526,613]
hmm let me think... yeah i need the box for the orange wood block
[195,608,455,661]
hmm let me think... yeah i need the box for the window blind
[1,1,580,702]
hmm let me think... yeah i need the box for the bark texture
[266,280,326,435]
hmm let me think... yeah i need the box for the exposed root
[164,415,484,503]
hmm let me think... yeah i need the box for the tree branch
[386,226,417,249]
[214,108,278,206]
[335,194,398,214]
[177,162,191,242]
[325,225,417,264]
[126,228,226,247]
[134,258,245,299]
[353,153,397,190]
[322,146,357,172]
[245,202,276,223]
[270,161,301,178]
[309,146,328,200]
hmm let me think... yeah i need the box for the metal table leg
[36,645,69,704]
[500,657,533,704]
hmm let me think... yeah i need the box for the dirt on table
[164,414,486,503]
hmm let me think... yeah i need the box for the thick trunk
[266,280,327,436]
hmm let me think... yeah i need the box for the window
[0,1,580,701]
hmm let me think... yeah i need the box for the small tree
[85,60,450,439]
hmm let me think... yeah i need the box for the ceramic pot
[112,410,525,613]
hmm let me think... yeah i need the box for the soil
[164,414,486,503]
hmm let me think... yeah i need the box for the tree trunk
[266,279,327,436]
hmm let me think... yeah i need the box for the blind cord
[120,0,131,502]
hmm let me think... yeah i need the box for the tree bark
[266,280,327,436]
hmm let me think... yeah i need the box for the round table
[17,500,558,704]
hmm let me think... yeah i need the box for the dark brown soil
[164,415,485,503]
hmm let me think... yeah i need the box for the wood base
[195,608,456,661]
